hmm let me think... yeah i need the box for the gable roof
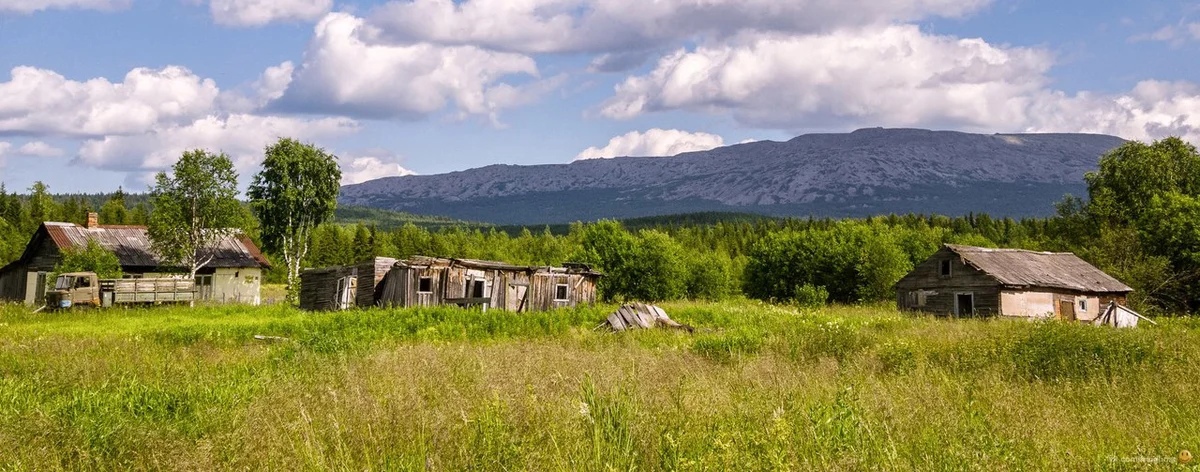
[944,244,1131,293]
[29,222,268,269]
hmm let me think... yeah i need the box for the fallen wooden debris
[253,334,291,342]
[602,302,693,333]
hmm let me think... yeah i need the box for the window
[940,260,952,277]
[470,279,486,298]
[417,277,432,293]
[1078,299,1087,311]
[75,277,91,288]
[908,291,927,307]
[554,283,569,301]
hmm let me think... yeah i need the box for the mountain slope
[341,128,1125,224]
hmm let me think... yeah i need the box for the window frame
[417,276,433,294]
[554,282,569,302]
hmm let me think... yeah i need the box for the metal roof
[38,222,268,269]
[945,244,1132,293]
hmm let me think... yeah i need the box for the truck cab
[46,272,101,309]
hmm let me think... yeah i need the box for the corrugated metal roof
[40,222,266,269]
[946,244,1132,293]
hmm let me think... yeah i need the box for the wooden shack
[299,257,396,311]
[376,256,601,312]
[0,214,269,306]
[894,244,1132,320]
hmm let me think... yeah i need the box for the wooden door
[1059,300,1076,321]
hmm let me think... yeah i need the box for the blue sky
[1,0,1198,194]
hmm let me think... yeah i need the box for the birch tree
[147,149,243,279]
[247,138,341,303]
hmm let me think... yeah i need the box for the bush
[793,284,829,308]
[53,239,123,281]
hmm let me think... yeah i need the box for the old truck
[45,272,196,309]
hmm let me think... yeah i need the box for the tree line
[1,137,1198,314]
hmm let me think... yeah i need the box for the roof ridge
[945,243,1069,256]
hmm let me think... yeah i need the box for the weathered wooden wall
[377,261,599,312]
[896,246,1002,316]
[299,266,357,311]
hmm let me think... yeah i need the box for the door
[956,293,975,317]
[1059,300,1076,321]
[34,272,47,305]
[335,276,354,310]
[507,284,528,312]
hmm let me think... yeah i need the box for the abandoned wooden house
[298,257,396,311]
[894,244,1132,320]
[0,213,270,306]
[300,256,601,312]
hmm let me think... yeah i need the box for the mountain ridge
[341,128,1126,224]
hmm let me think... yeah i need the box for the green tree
[99,187,130,225]
[27,181,59,226]
[53,239,123,280]
[148,149,244,279]
[247,138,341,302]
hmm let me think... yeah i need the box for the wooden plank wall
[299,266,356,311]
[0,268,27,301]
[379,265,599,312]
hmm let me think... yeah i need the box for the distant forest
[3,137,1199,314]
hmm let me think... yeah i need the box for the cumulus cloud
[274,12,547,121]
[575,129,725,160]
[204,0,333,27]
[340,152,417,185]
[601,26,1053,129]
[601,25,1200,144]
[1026,81,1200,144]
[17,141,64,157]
[367,0,991,53]
[0,65,220,137]
[76,114,360,179]
[0,0,128,14]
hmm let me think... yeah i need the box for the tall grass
[0,300,1197,470]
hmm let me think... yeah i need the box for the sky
[1,0,1199,194]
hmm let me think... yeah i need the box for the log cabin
[0,213,269,305]
[894,244,1132,320]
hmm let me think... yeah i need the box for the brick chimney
[86,212,99,229]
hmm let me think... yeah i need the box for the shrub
[793,284,829,309]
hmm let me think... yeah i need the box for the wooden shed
[376,256,601,312]
[298,257,396,311]
[894,244,1132,320]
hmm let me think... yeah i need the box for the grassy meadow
[0,299,1197,470]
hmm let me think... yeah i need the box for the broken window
[1078,299,1087,312]
[555,283,569,301]
[940,259,952,277]
[417,277,432,293]
[471,279,486,298]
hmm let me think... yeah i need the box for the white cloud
[0,0,128,13]
[601,25,1200,144]
[1026,81,1200,144]
[204,0,333,27]
[340,152,417,185]
[17,141,64,157]
[367,0,991,53]
[602,26,1052,130]
[575,129,725,160]
[0,142,10,170]
[0,65,220,137]
[1130,22,1200,46]
[275,13,546,121]
[76,114,360,181]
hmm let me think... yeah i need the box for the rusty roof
[38,222,267,269]
[945,244,1132,293]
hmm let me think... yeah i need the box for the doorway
[955,293,975,317]
[1059,300,1076,321]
